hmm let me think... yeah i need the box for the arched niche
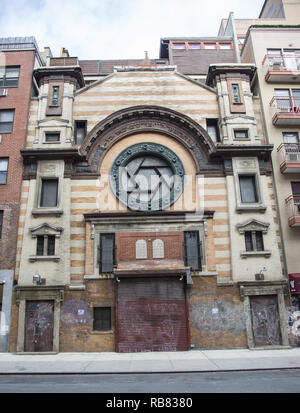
[77,105,222,176]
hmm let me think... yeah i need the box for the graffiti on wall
[60,300,92,326]
[286,306,300,345]
[190,300,246,337]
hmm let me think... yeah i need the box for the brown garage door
[25,301,54,352]
[116,277,189,353]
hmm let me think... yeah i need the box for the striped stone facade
[10,63,291,353]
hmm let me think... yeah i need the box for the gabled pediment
[29,223,64,237]
[236,219,270,234]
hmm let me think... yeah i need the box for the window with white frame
[0,158,8,184]
[0,109,14,133]
[0,66,20,87]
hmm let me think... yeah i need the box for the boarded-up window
[93,307,111,331]
[100,233,115,273]
[184,231,201,271]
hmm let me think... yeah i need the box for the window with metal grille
[184,231,201,271]
[239,175,258,203]
[40,178,58,207]
[245,231,264,252]
[0,110,14,133]
[93,307,111,331]
[99,233,115,273]
[36,235,56,256]
[0,66,20,87]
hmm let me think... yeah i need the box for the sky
[0,0,264,60]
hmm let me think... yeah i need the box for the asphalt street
[0,369,300,393]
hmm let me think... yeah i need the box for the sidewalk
[1,347,300,374]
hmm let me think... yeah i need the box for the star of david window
[110,143,185,211]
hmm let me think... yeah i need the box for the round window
[110,142,185,211]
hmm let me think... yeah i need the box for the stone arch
[78,105,222,175]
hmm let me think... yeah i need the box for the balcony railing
[263,54,300,82]
[277,143,300,173]
[49,57,79,67]
[285,195,300,227]
[270,96,300,126]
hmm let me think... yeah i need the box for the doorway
[24,301,54,352]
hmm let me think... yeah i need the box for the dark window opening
[99,233,115,273]
[40,178,58,207]
[74,120,87,145]
[36,235,56,256]
[239,175,258,203]
[206,118,220,143]
[51,86,60,106]
[232,83,241,104]
[245,231,264,252]
[0,210,3,239]
[45,132,60,142]
[0,109,14,133]
[93,307,111,331]
[234,129,249,140]
[184,231,201,271]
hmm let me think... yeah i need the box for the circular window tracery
[110,142,185,211]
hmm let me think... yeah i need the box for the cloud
[0,0,264,59]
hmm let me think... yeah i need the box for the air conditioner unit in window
[0,89,7,97]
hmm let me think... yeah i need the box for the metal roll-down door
[116,277,189,353]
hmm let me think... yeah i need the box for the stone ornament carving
[39,163,58,174]
[236,159,256,169]
[110,142,185,211]
[136,240,147,259]
[29,222,64,238]
[152,239,164,259]
[236,219,270,234]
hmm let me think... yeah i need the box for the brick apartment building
[0,37,43,351]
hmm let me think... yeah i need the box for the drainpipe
[229,12,241,64]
